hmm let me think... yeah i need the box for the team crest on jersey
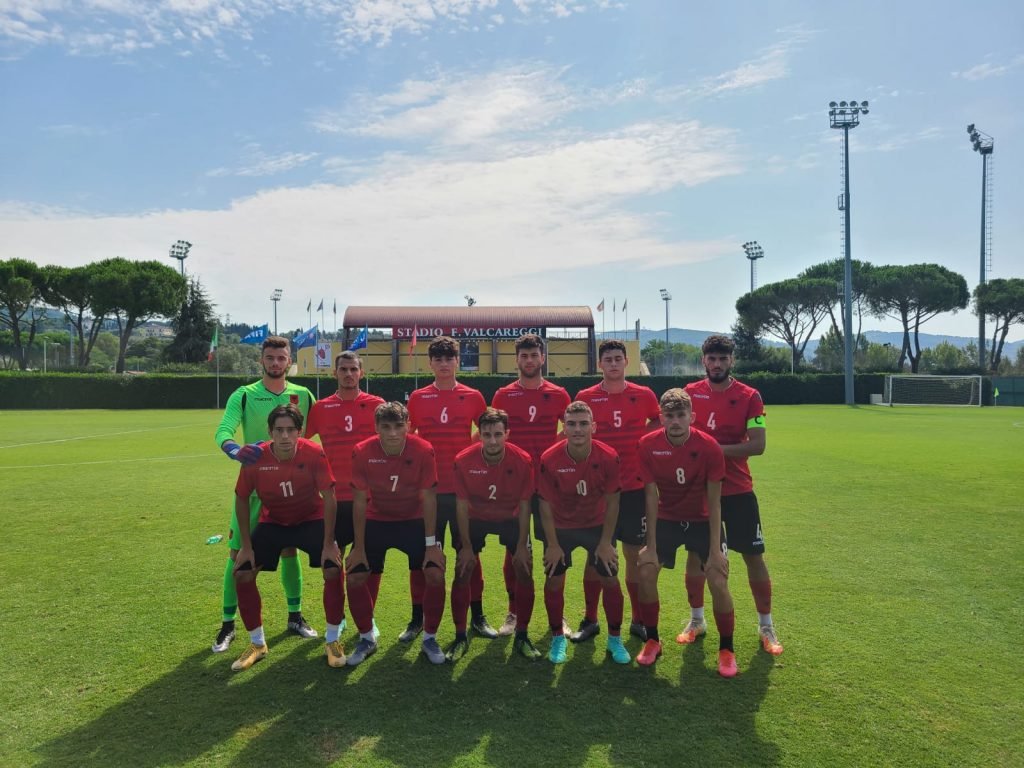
[290,394,299,405]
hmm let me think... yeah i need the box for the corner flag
[350,325,369,351]
[293,325,318,350]
[207,325,219,362]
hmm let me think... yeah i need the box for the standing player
[447,408,540,661]
[681,335,782,656]
[212,336,316,654]
[634,389,737,677]
[491,333,571,636]
[230,405,345,671]
[305,351,385,636]
[345,402,448,665]
[406,336,489,642]
[537,402,629,665]
[573,339,661,644]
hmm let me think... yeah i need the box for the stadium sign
[393,327,544,340]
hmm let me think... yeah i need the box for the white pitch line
[0,422,210,450]
[0,452,218,470]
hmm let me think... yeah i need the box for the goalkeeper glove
[222,441,263,465]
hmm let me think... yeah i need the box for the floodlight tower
[169,240,192,277]
[270,288,283,335]
[829,99,869,406]
[967,124,994,370]
[742,241,764,292]
[659,288,672,374]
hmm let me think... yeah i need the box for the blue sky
[2,0,1021,339]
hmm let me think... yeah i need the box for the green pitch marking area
[1,407,1021,767]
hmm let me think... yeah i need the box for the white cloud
[206,144,319,177]
[0,116,742,324]
[952,55,1024,81]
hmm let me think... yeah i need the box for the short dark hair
[515,333,544,354]
[268,403,304,430]
[598,339,627,359]
[334,350,362,369]
[701,335,735,356]
[428,336,459,359]
[375,401,409,424]
[262,335,290,353]
[478,407,509,431]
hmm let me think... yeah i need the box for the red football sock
[503,550,516,612]
[236,580,262,632]
[642,599,660,630]
[602,581,624,634]
[322,572,345,625]
[544,586,565,635]
[514,575,535,631]
[348,581,374,635]
[451,581,470,633]
[470,556,484,602]
[422,581,446,634]
[583,575,602,623]
[410,569,425,605]
[749,579,772,615]
[368,572,382,607]
[685,574,706,609]
[625,579,641,623]
[714,610,735,638]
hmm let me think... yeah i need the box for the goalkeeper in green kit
[211,335,317,653]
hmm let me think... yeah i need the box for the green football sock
[280,554,303,614]
[222,556,238,623]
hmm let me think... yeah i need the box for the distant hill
[602,328,1022,359]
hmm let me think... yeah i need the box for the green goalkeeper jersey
[214,380,316,447]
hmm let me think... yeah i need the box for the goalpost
[883,375,983,407]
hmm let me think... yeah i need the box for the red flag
[409,325,418,356]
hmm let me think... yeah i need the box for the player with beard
[491,333,571,637]
[212,336,316,654]
[681,335,782,656]
[305,351,385,639]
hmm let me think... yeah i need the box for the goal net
[883,375,983,407]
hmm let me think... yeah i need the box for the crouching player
[634,389,738,677]
[537,402,628,665]
[448,408,539,662]
[231,404,346,671]
[345,402,448,666]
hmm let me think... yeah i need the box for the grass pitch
[1,406,1022,768]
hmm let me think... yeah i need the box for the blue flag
[293,325,318,350]
[349,325,369,351]
[239,325,268,345]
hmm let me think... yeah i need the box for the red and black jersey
[637,428,726,522]
[408,382,487,494]
[575,381,660,492]
[351,434,437,521]
[453,442,534,523]
[235,438,334,526]
[538,439,621,529]
[306,391,385,501]
[684,378,765,496]
[491,380,571,477]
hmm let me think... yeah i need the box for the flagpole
[613,299,617,336]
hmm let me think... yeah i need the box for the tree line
[733,259,1024,373]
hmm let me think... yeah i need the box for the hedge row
[0,372,892,409]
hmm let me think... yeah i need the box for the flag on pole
[409,325,419,356]
[332,300,337,314]
[239,325,268,345]
[306,299,312,312]
[597,299,605,312]
[613,299,616,312]
[621,299,627,312]
[293,325,318,350]
[994,387,1000,398]
[349,325,369,351]
[207,325,219,361]
[317,299,324,312]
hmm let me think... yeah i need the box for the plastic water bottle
[206,534,224,545]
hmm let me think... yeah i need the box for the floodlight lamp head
[861,101,868,108]
[967,123,975,133]
[839,101,847,107]
[829,101,837,108]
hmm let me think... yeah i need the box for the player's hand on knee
[423,544,445,571]
[543,546,565,578]
[322,542,342,574]
[637,545,659,569]
[234,546,256,576]
[345,547,368,573]
[596,542,618,574]
[456,548,475,578]
[707,550,729,580]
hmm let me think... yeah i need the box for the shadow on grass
[37,628,778,768]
